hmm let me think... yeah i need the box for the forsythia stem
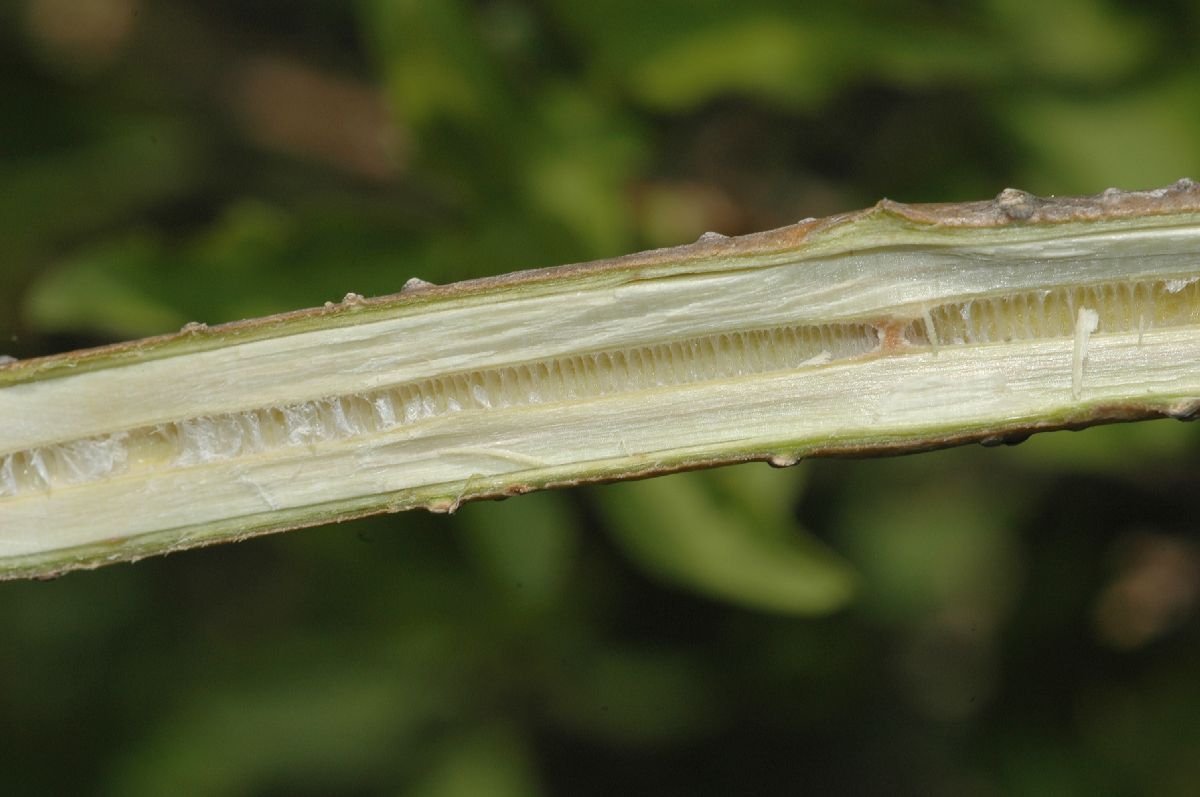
[3,181,1200,579]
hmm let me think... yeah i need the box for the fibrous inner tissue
[2,275,1198,498]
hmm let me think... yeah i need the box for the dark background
[3,1,1200,794]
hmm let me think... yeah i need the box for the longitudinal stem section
[0,321,879,497]
[3,182,1200,578]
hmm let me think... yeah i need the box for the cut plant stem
[4,181,1200,579]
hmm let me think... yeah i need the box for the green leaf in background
[627,16,833,111]
[599,464,857,615]
[1003,77,1200,195]
[0,116,202,254]
[24,233,188,338]
[0,115,202,342]
[24,198,431,337]
[456,492,579,614]
[519,85,644,257]
[987,0,1155,82]
[832,454,1023,626]
[407,725,545,797]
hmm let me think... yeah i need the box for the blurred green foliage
[3,0,1200,794]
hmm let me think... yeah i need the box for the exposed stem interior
[908,276,1200,346]
[3,274,1199,499]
